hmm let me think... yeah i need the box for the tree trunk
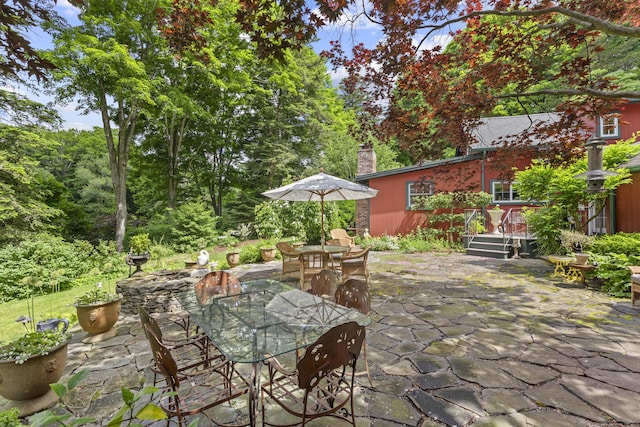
[100,85,138,252]
[166,114,188,209]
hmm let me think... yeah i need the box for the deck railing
[501,208,530,238]
[464,208,532,251]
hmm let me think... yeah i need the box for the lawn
[0,250,230,344]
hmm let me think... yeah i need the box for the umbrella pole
[320,197,325,248]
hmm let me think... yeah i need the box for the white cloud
[329,66,348,87]
[62,121,97,131]
[57,102,79,113]
[413,33,453,54]
[56,0,81,19]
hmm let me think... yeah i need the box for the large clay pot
[260,247,277,262]
[76,298,122,335]
[0,338,69,415]
[226,252,240,268]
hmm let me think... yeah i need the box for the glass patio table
[174,279,371,426]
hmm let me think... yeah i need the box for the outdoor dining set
[275,229,371,291]
[132,172,377,425]
[138,237,373,426]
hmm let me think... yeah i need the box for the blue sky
[7,1,454,130]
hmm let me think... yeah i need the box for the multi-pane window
[600,115,619,138]
[491,181,521,203]
[407,180,434,209]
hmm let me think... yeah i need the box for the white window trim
[407,180,434,210]
[491,181,522,203]
[599,115,619,138]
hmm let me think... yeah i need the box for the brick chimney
[355,143,376,236]
[357,143,376,175]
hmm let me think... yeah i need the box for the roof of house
[620,152,640,171]
[356,113,559,182]
[469,112,561,152]
[357,152,484,182]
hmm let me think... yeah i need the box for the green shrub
[522,205,566,255]
[590,253,639,297]
[254,202,284,239]
[145,202,218,252]
[0,235,125,303]
[239,243,261,264]
[361,235,400,251]
[253,200,341,244]
[586,233,640,298]
[398,233,456,253]
[588,232,640,256]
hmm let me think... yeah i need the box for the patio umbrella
[262,172,378,246]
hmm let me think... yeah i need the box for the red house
[355,105,640,247]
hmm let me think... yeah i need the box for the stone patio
[9,251,640,426]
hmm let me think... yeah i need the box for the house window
[491,181,521,203]
[599,115,619,138]
[407,180,434,209]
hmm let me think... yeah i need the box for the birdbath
[488,207,504,234]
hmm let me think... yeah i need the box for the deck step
[465,248,511,259]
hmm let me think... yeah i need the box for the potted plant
[125,233,151,275]
[0,321,71,416]
[226,248,241,268]
[74,283,122,342]
[260,246,277,262]
[559,229,594,264]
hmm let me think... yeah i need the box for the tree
[133,0,259,217]
[0,91,63,242]
[0,0,79,82]
[224,1,640,163]
[48,0,157,251]
[514,136,640,254]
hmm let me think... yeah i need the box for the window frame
[490,181,522,204]
[406,180,435,210]
[599,115,619,138]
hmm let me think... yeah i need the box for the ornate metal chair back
[335,279,371,315]
[194,271,241,304]
[296,321,365,391]
[310,269,339,299]
[144,324,181,391]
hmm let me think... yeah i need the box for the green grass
[0,248,235,345]
[0,281,109,344]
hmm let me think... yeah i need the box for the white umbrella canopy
[262,172,378,245]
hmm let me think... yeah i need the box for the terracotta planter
[76,298,122,335]
[260,247,277,262]
[574,253,590,265]
[226,252,240,268]
[0,338,69,415]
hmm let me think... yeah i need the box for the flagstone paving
[10,251,640,426]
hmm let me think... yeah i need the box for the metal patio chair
[308,269,339,300]
[335,279,373,386]
[261,321,365,427]
[144,324,250,427]
[138,306,223,387]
